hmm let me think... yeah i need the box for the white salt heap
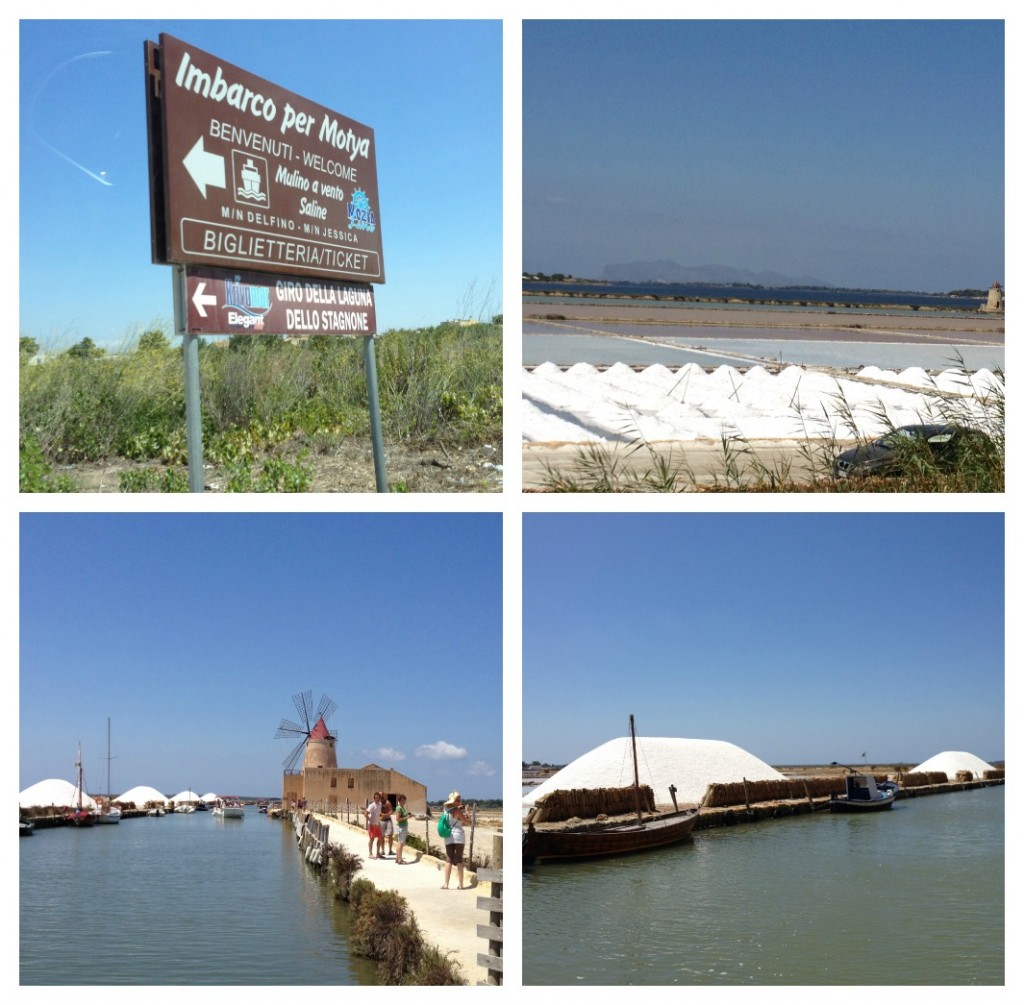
[19,778,99,809]
[523,736,784,816]
[114,785,170,806]
[911,751,996,778]
[522,364,1002,443]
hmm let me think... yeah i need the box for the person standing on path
[441,791,471,890]
[364,791,383,859]
[380,796,394,856]
[394,794,410,864]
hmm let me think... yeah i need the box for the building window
[330,777,337,788]
[347,777,355,788]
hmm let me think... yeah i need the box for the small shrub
[348,877,376,911]
[325,844,362,900]
[411,946,467,986]
[224,451,313,492]
[119,468,189,493]
[20,436,75,492]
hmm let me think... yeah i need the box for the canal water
[523,786,1003,985]
[20,810,378,985]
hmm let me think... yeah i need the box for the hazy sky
[523,19,1004,290]
[20,513,502,799]
[19,19,502,350]
[523,513,1004,768]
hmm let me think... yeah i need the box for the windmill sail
[275,690,338,771]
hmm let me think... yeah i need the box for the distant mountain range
[600,260,831,287]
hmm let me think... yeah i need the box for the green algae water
[20,811,378,985]
[523,786,1003,985]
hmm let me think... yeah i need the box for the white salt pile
[114,785,170,806]
[522,363,1002,443]
[911,751,996,778]
[19,778,99,809]
[523,736,784,816]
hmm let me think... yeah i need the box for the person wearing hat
[441,791,471,889]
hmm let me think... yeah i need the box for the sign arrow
[183,136,225,198]
[192,281,218,317]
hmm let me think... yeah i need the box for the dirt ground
[525,299,1005,338]
[55,437,503,493]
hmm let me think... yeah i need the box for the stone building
[281,715,428,815]
[980,281,1004,312]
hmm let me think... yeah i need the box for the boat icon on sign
[233,151,268,205]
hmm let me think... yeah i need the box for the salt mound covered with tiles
[522,363,1002,443]
[911,751,996,778]
[19,778,99,809]
[523,737,784,814]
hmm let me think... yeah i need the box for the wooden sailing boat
[523,715,700,864]
[67,743,96,827]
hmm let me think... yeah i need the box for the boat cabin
[844,774,882,800]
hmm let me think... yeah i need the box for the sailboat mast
[107,717,112,799]
[630,714,643,826]
[76,742,84,812]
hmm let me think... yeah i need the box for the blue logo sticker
[347,188,377,233]
[225,277,272,330]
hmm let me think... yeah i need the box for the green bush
[19,436,74,492]
[325,844,362,900]
[337,874,466,985]
[118,467,189,493]
[412,945,467,986]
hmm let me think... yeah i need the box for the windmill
[275,690,338,772]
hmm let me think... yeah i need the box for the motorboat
[213,798,245,819]
[829,767,898,812]
[96,803,122,824]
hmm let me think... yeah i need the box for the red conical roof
[310,717,333,741]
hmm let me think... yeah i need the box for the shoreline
[523,286,999,315]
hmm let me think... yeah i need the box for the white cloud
[466,760,496,777]
[371,748,405,763]
[416,740,467,761]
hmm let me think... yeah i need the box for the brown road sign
[146,34,384,284]
[184,265,376,336]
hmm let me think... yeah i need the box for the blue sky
[19,19,502,350]
[20,513,502,800]
[523,19,1005,291]
[523,513,1004,768]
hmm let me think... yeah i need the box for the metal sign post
[173,265,205,492]
[363,335,388,492]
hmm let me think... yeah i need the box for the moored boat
[66,744,96,827]
[96,718,121,823]
[523,715,700,864]
[828,765,898,812]
[213,798,245,819]
[96,803,122,824]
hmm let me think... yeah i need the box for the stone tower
[304,716,338,770]
[982,282,1004,312]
